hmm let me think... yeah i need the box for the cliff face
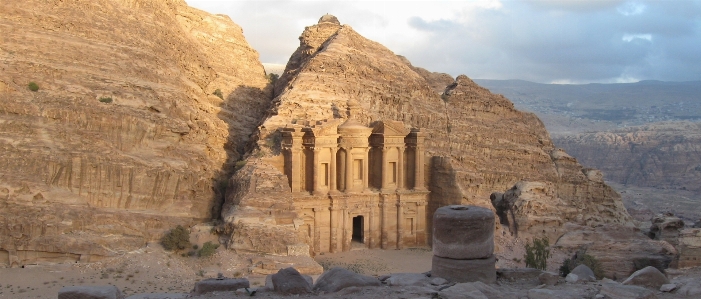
[0,0,271,266]
[223,17,632,253]
[554,122,701,193]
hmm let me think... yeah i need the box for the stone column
[397,145,405,190]
[312,147,322,195]
[380,147,389,191]
[342,206,350,252]
[416,201,427,245]
[330,147,338,192]
[369,202,376,249]
[345,147,353,192]
[329,206,338,253]
[414,145,425,190]
[380,198,388,249]
[362,148,370,191]
[313,207,322,255]
[397,201,405,249]
[338,148,346,192]
[290,147,302,193]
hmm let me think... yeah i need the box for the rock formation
[0,0,271,267]
[222,15,632,256]
[554,121,701,193]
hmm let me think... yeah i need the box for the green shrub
[27,82,39,92]
[98,97,113,103]
[161,225,190,251]
[524,237,551,270]
[267,73,279,85]
[213,89,223,100]
[234,160,247,170]
[559,251,604,279]
[197,241,220,257]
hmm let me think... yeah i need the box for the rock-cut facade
[280,100,429,254]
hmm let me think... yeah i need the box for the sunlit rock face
[0,0,271,266]
[223,15,632,256]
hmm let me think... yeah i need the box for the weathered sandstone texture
[222,15,633,255]
[554,121,701,193]
[677,228,701,268]
[0,0,271,267]
[555,223,677,279]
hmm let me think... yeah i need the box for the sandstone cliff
[0,0,271,267]
[223,16,632,254]
[554,121,701,193]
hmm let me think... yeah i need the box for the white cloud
[617,1,647,16]
[622,33,652,42]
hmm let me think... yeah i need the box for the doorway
[352,215,364,243]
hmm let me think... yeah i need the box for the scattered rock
[497,268,542,281]
[676,280,701,296]
[271,267,312,294]
[538,272,559,286]
[430,277,449,286]
[528,288,583,299]
[58,286,124,299]
[570,264,596,281]
[385,273,431,287]
[432,255,496,284]
[659,283,676,292]
[313,267,380,293]
[439,283,489,299]
[192,278,249,295]
[565,273,579,283]
[622,266,669,288]
[598,282,656,299]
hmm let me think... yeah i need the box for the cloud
[187,0,701,83]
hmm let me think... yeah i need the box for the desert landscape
[1,0,700,298]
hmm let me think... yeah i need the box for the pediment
[372,121,410,136]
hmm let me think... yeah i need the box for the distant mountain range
[474,79,701,135]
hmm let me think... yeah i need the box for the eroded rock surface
[0,0,271,266]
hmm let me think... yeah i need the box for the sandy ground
[0,240,692,299]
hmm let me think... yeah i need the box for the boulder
[528,288,584,299]
[648,213,685,246]
[598,283,656,299]
[496,268,542,281]
[271,267,312,294]
[555,223,676,279]
[659,284,676,292]
[432,205,495,259]
[677,228,701,268]
[439,281,516,299]
[676,280,701,296]
[385,273,431,287]
[432,255,496,284]
[622,266,669,288]
[565,273,580,283]
[313,267,380,293]
[570,264,596,281]
[430,277,449,286]
[538,272,559,286]
[192,278,249,295]
[58,286,124,299]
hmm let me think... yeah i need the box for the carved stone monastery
[280,100,429,255]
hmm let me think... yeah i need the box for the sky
[186,0,701,84]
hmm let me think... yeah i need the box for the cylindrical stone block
[432,255,496,284]
[432,205,495,259]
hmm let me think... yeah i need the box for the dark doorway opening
[352,216,364,243]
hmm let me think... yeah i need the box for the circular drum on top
[432,205,495,260]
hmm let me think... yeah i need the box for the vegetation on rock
[213,88,224,99]
[197,241,220,257]
[161,225,190,251]
[560,251,604,279]
[524,237,550,270]
[98,97,113,103]
[27,82,39,92]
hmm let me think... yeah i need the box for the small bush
[234,160,247,170]
[560,251,604,279]
[524,237,551,270]
[98,97,113,103]
[213,89,223,100]
[267,73,279,85]
[197,241,220,257]
[27,82,39,92]
[161,225,190,251]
